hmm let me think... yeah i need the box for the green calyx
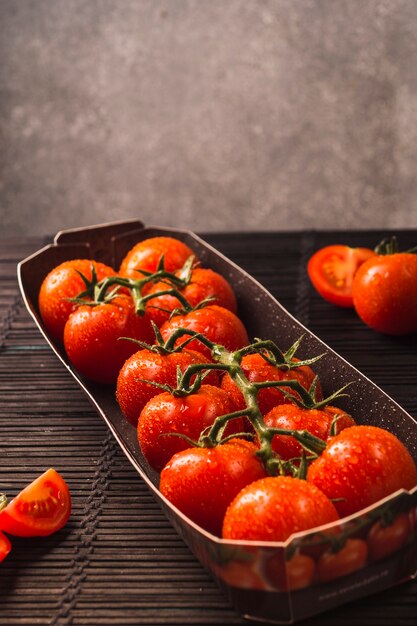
[375,235,417,255]
[156,329,352,477]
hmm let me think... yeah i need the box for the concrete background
[1,0,417,237]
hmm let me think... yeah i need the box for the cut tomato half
[0,469,71,537]
[307,245,375,307]
[0,531,11,562]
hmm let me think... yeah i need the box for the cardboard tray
[17,220,417,624]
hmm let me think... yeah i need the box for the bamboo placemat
[1,231,416,626]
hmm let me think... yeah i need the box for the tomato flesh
[308,245,375,307]
[0,469,71,537]
[0,531,11,562]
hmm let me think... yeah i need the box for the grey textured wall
[1,0,417,237]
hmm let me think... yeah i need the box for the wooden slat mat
[1,231,416,626]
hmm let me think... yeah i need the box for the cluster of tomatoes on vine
[33,235,417,548]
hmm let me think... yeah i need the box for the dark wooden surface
[1,230,416,626]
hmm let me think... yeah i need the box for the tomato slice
[0,469,71,537]
[307,245,375,307]
[0,531,12,562]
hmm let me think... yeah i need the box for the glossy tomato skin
[159,439,267,536]
[0,531,12,563]
[221,353,321,416]
[138,385,245,471]
[308,245,375,308]
[116,348,219,425]
[119,236,196,279]
[38,259,116,343]
[317,538,368,582]
[160,305,249,360]
[0,469,71,537]
[263,404,355,460]
[144,267,238,328]
[352,252,417,335]
[307,425,417,518]
[64,295,154,384]
[222,476,339,542]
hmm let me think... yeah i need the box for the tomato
[265,551,316,591]
[63,295,154,384]
[159,439,267,536]
[0,469,71,537]
[220,353,321,416]
[160,305,249,360]
[317,538,368,582]
[307,426,417,517]
[138,385,245,471]
[367,513,411,562]
[263,404,355,461]
[38,259,117,343]
[119,236,196,279]
[0,531,11,563]
[352,252,417,335]
[308,245,375,308]
[222,476,339,542]
[144,267,238,328]
[116,347,219,425]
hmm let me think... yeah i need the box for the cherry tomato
[144,267,238,328]
[159,439,267,536]
[317,538,368,582]
[220,353,321,416]
[116,347,219,425]
[138,385,245,471]
[263,404,355,460]
[222,476,339,542]
[119,236,196,279]
[0,469,71,537]
[307,425,417,517]
[38,259,117,343]
[352,252,417,335]
[63,295,154,384]
[0,531,11,563]
[265,551,316,591]
[367,513,411,562]
[160,305,249,360]
[308,245,375,308]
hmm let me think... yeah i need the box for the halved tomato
[0,469,71,537]
[0,531,11,562]
[307,244,375,307]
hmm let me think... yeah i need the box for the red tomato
[144,267,238,328]
[265,551,316,591]
[159,439,267,536]
[160,305,249,360]
[116,348,219,425]
[307,426,417,517]
[0,531,12,563]
[38,259,116,343]
[367,513,411,562]
[263,404,355,460]
[317,538,368,582]
[352,252,417,335]
[138,385,246,471]
[308,245,375,308]
[0,469,71,537]
[63,295,154,384]
[119,236,196,279]
[222,476,339,542]
[220,353,321,416]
